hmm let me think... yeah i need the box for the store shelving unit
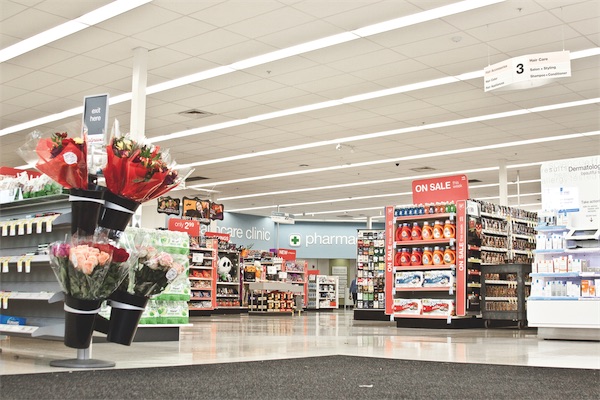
[247,282,303,314]
[284,260,307,307]
[188,237,217,313]
[480,263,531,329]
[386,203,468,325]
[307,275,339,310]
[0,195,70,339]
[527,226,600,340]
[355,229,385,316]
[216,249,243,311]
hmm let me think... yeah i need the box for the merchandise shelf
[394,264,455,271]
[394,212,455,221]
[188,277,212,281]
[394,286,452,292]
[480,246,509,253]
[481,229,508,236]
[394,238,454,246]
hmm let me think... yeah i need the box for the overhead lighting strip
[0,0,152,63]
[190,131,599,188]
[0,0,509,137]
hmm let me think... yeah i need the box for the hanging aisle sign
[82,94,109,144]
[483,50,571,92]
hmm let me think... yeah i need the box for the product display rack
[306,275,339,310]
[385,202,469,325]
[216,248,244,311]
[283,259,307,308]
[188,237,217,314]
[247,282,303,314]
[480,263,531,329]
[527,226,600,340]
[355,229,385,313]
[0,195,71,338]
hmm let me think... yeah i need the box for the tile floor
[1,309,599,375]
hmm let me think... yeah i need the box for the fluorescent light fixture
[191,131,598,189]
[181,96,600,169]
[0,0,509,138]
[352,0,505,36]
[0,0,151,63]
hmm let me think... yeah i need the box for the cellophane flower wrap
[18,131,88,190]
[103,132,192,203]
[49,239,132,300]
[118,230,186,297]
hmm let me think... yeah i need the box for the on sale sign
[168,218,200,236]
[412,174,469,204]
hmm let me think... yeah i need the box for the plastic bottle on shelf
[444,246,456,265]
[410,248,423,266]
[422,247,433,265]
[432,246,444,265]
[421,221,433,240]
[428,203,435,214]
[400,248,411,266]
[443,220,456,239]
[432,221,444,239]
[411,222,422,241]
[400,223,412,241]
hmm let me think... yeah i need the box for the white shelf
[484,280,518,285]
[485,296,518,301]
[217,282,240,285]
[480,246,509,253]
[1,292,55,300]
[565,248,600,254]
[0,324,38,334]
[481,229,509,236]
[512,233,535,240]
[189,277,212,281]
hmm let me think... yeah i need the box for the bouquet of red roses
[99,133,192,235]
[20,131,89,190]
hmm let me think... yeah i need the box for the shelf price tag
[2,293,8,309]
[17,220,25,235]
[36,217,43,234]
[25,256,34,273]
[9,222,16,236]
[45,216,54,233]
[17,256,24,273]
[2,257,9,273]
[1,222,7,237]
[26,219,34,235]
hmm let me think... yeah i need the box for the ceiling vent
[409,166,436,173]
[185,176,209,183]
[336,214,354,218]
[468,179,482,183]
[178,109,214,119]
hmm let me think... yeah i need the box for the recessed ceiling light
[299,164,309,167]
[410,167,437,172]
[178,109,214,119]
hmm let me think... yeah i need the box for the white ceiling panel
[0,0,598,219]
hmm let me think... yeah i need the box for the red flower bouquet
[99,134,192,235]
[35,131,88,190]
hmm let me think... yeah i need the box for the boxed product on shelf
[423,270,454,287]
[393,299,421,315]
[395,271,424,287]
[421,299,455,316]
[0,314,26,325]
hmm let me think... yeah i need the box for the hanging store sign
[271,211,295,224]
[157,196,180,215]
[168,218,200,236]
[82,94,109,144]
[484,50,571,92]
[412,174,469,204]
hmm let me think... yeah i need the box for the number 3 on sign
[516,63,524,74]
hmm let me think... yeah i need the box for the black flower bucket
[63,294,102,349]
[106,290,149,346]
[69,188,105,236]
[98,191,140,234]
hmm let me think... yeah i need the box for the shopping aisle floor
[1,309,599,375]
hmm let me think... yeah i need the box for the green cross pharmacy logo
[289,234,301,247]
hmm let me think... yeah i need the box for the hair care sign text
[412,174,469,204]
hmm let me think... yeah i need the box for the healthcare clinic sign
[412,174,469,204]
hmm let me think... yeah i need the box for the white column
[366,216,372,229]
[499,159,508,206]
[130,47,148,141]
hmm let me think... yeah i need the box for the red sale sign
[412,174,469,204]
[168,218,200,236]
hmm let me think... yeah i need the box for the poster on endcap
[541,155,600,230]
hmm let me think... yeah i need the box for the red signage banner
[384,206,395,316]
[455,200,467,316]
[412,174,469,204]
[168,218,200,236]
[277,248,297,261]
[205,231,231,242]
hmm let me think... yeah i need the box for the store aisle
[1,309,599,375]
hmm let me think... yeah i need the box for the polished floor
[1,309,599,375]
